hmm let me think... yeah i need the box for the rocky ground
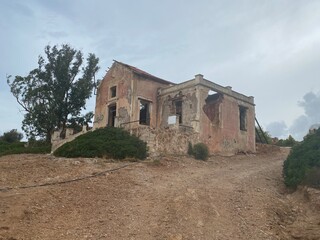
[0,146,319,240]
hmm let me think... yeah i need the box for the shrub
[192,143,209,160]
[283,128,320,189]
[54,127,147,160]
[276,135,298,147]
[0,140,51,157]
[303,167,320,188]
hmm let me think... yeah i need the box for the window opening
[110,86,117,98]
[175,100,182,124]
[203,91,221,125]
[239,106,247,131]
[139,100,150,125]
[108,104,116,127]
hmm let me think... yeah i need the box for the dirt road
[0,147,319,240]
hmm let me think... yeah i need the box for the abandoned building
[92,61,256,155]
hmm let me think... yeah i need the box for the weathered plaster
[54,61,256,156]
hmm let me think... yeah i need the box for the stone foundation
[128,125,199,156]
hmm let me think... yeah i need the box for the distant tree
[276,135,298,147]
[0,129,23,143]
[7,44,99,142]
[255,126,272,144]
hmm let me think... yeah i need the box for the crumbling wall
[154,127,199,155]
[51,126,89,153]
[94,63,133,129]
[94,64,256,156]
[203,93,222,126]
[198,85,256,155]
[94,62,172,130]
[133,76,169,128]
[158,75,256,155]
[157,83,199,131]
[129,125,199,156]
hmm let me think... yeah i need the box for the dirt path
[0,148,319,240]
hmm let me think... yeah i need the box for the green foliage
[68,111,94,134]
[54,127,147,160]
[0,129,23,143]
[192,143,209,161]
[7,44,100,142]
[187,141,193,155]
[276,135,298,147]
[283,128,320,188]
[255,127,272,144]
[303,167,320,188]
[0,140,51,157]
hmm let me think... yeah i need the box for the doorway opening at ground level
[108,104,117,127]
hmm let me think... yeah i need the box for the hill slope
[0,148,319,239]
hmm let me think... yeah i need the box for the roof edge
[113,60,174,85]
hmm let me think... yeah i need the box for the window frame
[239,106,247,131]
[139,99,151,126]
[110,86,117,98]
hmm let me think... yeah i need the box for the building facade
[93,61,256,155]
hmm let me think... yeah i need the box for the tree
[0,129,23,143]
[7,44,99,142]
[255,126,272,144]
[276,135,298,147]
[68,111,94,134]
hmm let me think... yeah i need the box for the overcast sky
[1,0,320,140]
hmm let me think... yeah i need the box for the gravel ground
[0,147,319,240]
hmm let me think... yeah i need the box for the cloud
[1,1,34,18]
[289,115,310,140]
[39,30,69,39]
[298,92,320,123]
[267,91,320,141]
[266,121,288,139]
[288,91,320,140]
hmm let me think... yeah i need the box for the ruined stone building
[93,61,255,155]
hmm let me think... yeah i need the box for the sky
[1,0,320,140]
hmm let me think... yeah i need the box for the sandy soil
[0,147,319,240]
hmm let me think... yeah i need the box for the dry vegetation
[0,146,319,240]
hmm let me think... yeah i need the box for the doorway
[108,104,116,127]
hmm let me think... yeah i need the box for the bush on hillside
[0,129,50,157]
[283,128,320,189]
[192,143,209,161]
[0,140,51,157]
[54,127,147,160]
[303,167,320,188]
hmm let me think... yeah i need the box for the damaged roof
[113,60,174,85]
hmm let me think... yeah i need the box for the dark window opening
[203,91,221,126]
[108,104,116,127]
[239,106,247,131]
[139,100,150,125]
[175,101,182,124]
[110,86,117,98]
